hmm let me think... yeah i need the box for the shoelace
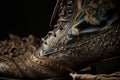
[50,0,73,27]
[40,0,73,54]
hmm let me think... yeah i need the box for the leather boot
[0,0,120,80]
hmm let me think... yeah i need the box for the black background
[0,0,56,40]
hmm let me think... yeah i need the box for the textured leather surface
[0,0,119,79]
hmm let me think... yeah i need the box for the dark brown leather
[0,0,120,79]
[0,24,119,79]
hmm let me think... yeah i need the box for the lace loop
[57,18,69,22]
[59,11,65,16]
[48,31,56,37]
[67,1,72,5]
[66,10,72,14]
[54,23,60,28]
[41,38,47,44]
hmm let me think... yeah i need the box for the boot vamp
[45,23,120,71]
